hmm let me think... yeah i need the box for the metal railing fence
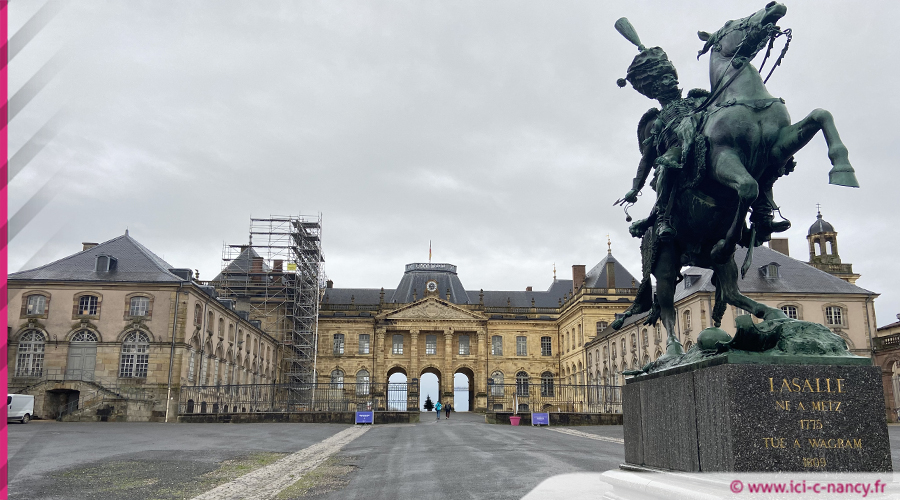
[178,381,419,415]
[486,383,622,414]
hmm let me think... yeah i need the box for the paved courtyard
[7,414,900,499]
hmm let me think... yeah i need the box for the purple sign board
[355,411,374,424]
[531,412,550,426]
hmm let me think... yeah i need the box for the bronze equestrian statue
[611,3,859,366]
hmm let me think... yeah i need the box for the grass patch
[276,456,358,499]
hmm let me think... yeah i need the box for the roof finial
[606,234,612,255]
[553,263,557,281]
[125,228,129,236]
[816,203,822,219]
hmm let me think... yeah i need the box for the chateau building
[316,252,638,412]
[7,233,281,422]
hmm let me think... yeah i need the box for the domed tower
[807,209,860,284]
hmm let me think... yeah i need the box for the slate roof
[211,246,269,283]
[583,253,639,289]
[675,245,874,300]
[323,253,638,308]
[9,232,184,283]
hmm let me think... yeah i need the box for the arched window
[23,294,49,317]
[129,296,150,317]
[187,347,197,383]
[781,305,799,319]
[16,330,45,377]
[642,328,648,347]
[491,371,504,396]
[683,310,692,332]
[331,369,344,389]
[515,371,529,396]
[630,334,636,351]
[541,372,555,396]
[356,369,370,395]
[75,294,100,317]
[206,311,214,332]
[72,330,98,342]
[119,331,150,378]
[194,304,202,326]
[218,318,225,338]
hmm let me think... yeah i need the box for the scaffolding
[217,215,324,385]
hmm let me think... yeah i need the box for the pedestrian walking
[445,403,452,419]
[435,401,442,421]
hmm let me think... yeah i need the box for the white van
[8,394,35,424]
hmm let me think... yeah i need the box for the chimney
[326,280,334,289]
[82,242,99,251]
[273,259,283,272]
[572,265,586,293]
[526,286,532,292]
[769,238,790,256]
[606,261,617,289]
[250,257,264,282]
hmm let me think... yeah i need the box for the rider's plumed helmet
[616,47,678,99]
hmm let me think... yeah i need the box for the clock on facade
[426,280,438,292]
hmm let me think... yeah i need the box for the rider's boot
[750,209,791,237]
[656,217,676,242]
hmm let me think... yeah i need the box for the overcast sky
[9,1,900,327]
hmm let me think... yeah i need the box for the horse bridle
[696,22,791,114]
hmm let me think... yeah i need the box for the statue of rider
[615,44,706,242]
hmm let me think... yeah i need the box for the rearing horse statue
[612,3,859,363]
[699,1,858,263]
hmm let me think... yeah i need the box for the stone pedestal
[623,354,892,472]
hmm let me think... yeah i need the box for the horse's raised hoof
[828,162,859,188]
[710,239,733,263]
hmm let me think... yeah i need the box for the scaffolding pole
[217,215,324,386]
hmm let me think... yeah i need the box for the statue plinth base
[623,354,891,472]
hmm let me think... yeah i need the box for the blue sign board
[355,411,374,424]
[531,412,550,426]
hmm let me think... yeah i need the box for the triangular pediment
[379,297,485,321]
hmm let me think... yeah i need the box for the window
[194,304,202,326]
[76,295,99,317]
[458,335,470,355]
[683,310,692,332]
[516,336,527,356]
[425,335,437,355]
[129,296,150,317]
[826,306,843,326]
[95,255,117,272]
[187,348,196,382]
[24,294,47,316]
[492,335,503,356]
[655,327,662,343]
[491,371,504,396]
[356,369,370,395]
[119,331,150,378]
[760,263,780,278]
[16,330,45,377]
[781,305,798,319]
[333,334,345,355]
[612,344,617,359]
[630,334,636,351]
[206,311,214,332]
[540,336,551,356]
[515,371,530,397]
[392,334,404,355]
[620,338,625,354]
[331,369,344,389]
[541,372,555,396]
[596,321,608,335]
[218,318,224,338]
[72,330,98,342]
[359,334,370,354]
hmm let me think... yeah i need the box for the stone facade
[8,233,280,422]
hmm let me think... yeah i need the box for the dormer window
[759,262,780,279]
[684,274,701,288]
[96,255,118,272]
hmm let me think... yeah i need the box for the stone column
[475,328,487,412]
[443,329,454,405]
[375,327,386,383]
[409,330,420,380]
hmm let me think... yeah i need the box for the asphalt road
[8,415,900,500]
